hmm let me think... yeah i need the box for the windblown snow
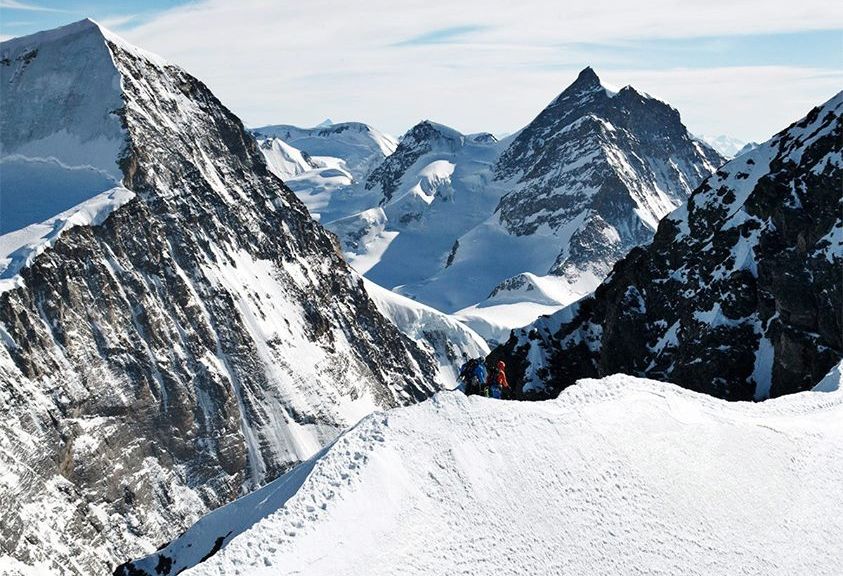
[123,372,843,576]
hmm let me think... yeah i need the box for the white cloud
[0,0,68,12]
[98,14,138,29]
[113,0,843,139]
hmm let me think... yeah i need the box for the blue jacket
[474,362,487,384]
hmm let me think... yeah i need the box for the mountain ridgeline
[332,67,724,338]
[494,92,843,401]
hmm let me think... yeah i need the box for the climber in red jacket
[489,360,510,399]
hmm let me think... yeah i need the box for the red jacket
[495,361,509,389]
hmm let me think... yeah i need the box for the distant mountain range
[699,134,760,159]
[258,67,723,342]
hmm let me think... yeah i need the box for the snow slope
[0,19,129,242]
[252,122,397,222]
[454,272,578,343]
[335,121,507,291]
[120,372,843,576]
[362,277,489,386]
[253,121,397,177]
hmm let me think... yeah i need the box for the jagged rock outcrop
[493,66,724,283]
[495,92,842,401]
[0,20,440,575]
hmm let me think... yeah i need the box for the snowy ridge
[253,121,397,171]
[0,186,134,289]
[252,122,397,222]
[120,372,843,576]
[362,277,489,387]
[257,138,314,180]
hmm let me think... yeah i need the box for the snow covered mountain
[338,121,505,282]
[251,122,397,222]
[497,92,842,400]
[0,20,455,575]
[253,121,397,180]
[387,68,722,334]
[699,134,753,158]
[118,370,843,576]
[248,70,721,345]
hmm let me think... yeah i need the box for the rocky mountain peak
[365,120,466,203]
[1,21,441,574]
[403,120,464,148]
[489,66,722,304]
[495,92,842,401]
[570,65,602,90]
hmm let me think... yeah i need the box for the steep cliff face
[496,92,842,401]
[0,20,440,575]
[493,66,723,285]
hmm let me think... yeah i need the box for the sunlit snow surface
[0,20,134,287]
[362,276,489,386]
[125,369,843,576]
[0,186,134,289]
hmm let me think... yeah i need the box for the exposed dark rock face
[493,66,723,282]
[0,20,439,575]
[496,93,842,401]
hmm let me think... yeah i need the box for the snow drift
[121,371,843,576]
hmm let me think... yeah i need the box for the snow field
[149,372,843,576]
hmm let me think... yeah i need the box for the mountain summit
[0,19,443,574]
[386,68,723,335]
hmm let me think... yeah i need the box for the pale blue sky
[2,0,841,142]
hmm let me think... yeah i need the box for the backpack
[458,359,474,381]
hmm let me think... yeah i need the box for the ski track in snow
[129,372,843,576]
